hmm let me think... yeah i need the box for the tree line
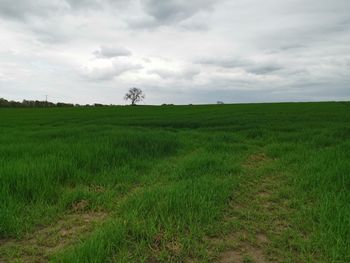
[0,88,146,108]
[0,88,186,108]
[0,98,103,108]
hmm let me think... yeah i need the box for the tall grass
[0,102,349,262]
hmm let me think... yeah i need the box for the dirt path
[0,207,107,263]
[206,152,294,263]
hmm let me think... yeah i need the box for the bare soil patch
[242,153,270,169]
[0,211,107,263]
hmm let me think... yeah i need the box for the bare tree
[124,87,145,105]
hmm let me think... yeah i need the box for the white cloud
[148,68,200,80]
[80,60,143,81]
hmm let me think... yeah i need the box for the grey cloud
[0,0,67,20]
[197,57,250,69]
[93,46,132,59]
[0,0,136,44]
[65,0,101,10]
[126,17,161,30]
[127,2,212,30]
[197,57,283,75]
[140,0,215,25]
[248,65,283,75]
[28,18,73,43]
[265,44,308,55]
[64,0,132,12]
[278,44,307,51]
[257,6,350,52]
[178,20,210,31]
[182,69,200,79]
[0,0,128,20]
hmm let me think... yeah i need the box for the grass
[0,102,349,262]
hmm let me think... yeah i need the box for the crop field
[0,102,349,263]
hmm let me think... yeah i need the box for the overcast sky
[0,0,349,105]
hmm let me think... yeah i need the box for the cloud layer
[0,0,349,104]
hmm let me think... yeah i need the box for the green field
[0,102,349,262]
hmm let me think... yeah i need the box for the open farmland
[0,102,349,262]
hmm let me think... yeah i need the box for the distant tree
[217,101,224,104]
[124,87,145,106]
[0,98,9,107]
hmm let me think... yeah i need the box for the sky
[0,0,349,105]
